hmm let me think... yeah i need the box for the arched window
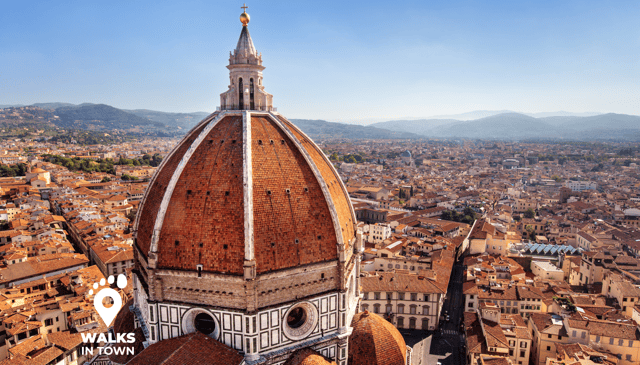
[398,304,405,314]
[249,78,255,110]
[238,78,244,109]
[409,317,416,329]
[373,304,380,314]
[423,306,430,315]
[385,304,393,314]
[397,317,404,328]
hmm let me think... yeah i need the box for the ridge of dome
[134,111,356,278]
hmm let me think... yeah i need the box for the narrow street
[428,259,466,365]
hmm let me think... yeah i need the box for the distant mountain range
[288,119,421,139]
[370,112,640,141]
[0,103,420,139]
[0,103,210,136]
[2,103,639,141]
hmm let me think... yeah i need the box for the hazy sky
[1,1,639,123]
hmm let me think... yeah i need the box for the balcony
[217,105,277,112]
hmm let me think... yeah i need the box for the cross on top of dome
[240,4,250,26]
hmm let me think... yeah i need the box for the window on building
[374,292,380,300]
[424,294,430,301]
[385,304,393,313]
[572,330,576,337]
[520,350,526,358]
[373,304,380,313]
[410,305,417,314]
[411,293,417,301]
[44,318,53,326]
[581,332,586,339]
[386,292,393,300]
[626,355,632,361]
[619,339,624,346]
[398,293,405,300]
[397,317,404,328]
[409,318,416,329]
[423,306,430,315]
[363,293,369,300]
[398,305,405,314]
[468,302,474,308]
[362,304,369,311]
[629,340,634,347]
[547,346,551,351]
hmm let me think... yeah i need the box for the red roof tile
[348,311,406,365]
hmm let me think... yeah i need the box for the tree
[101,177,112,183]
[121,174,139,181]
[525,225,536,241]
[441,210,454,221]
[524,208,535,219]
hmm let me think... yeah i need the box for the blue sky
[1,0,639,123]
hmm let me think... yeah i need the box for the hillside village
[0,131,640,364]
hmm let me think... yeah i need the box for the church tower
[220,6,273,111]
[130,6,363,365]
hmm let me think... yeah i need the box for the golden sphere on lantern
[240,11,250,26]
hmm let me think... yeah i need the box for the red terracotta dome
[348,311,407,365]
[134,112,356,275]
[283,348,337,365]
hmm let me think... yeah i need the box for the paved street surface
[402,258,467,365]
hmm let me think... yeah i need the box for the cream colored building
[531,261,564,281]
[601,272,640,316]
[464,303,532,365]
[360,271,444,330]
[529,313,568,365]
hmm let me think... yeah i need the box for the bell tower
[220,5,274,111]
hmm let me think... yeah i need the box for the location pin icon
[94,287,123,327]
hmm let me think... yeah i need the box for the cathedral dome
[283,348,336,365]
[134,112,356,276]
[348,311,407,365]
[130,10,362,364]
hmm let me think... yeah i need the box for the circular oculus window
[282,302,318,341]
[181,308,220,340]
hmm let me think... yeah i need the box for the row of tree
[41,153,163,175]
[440,207,478,225]
[0,163,28,177]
